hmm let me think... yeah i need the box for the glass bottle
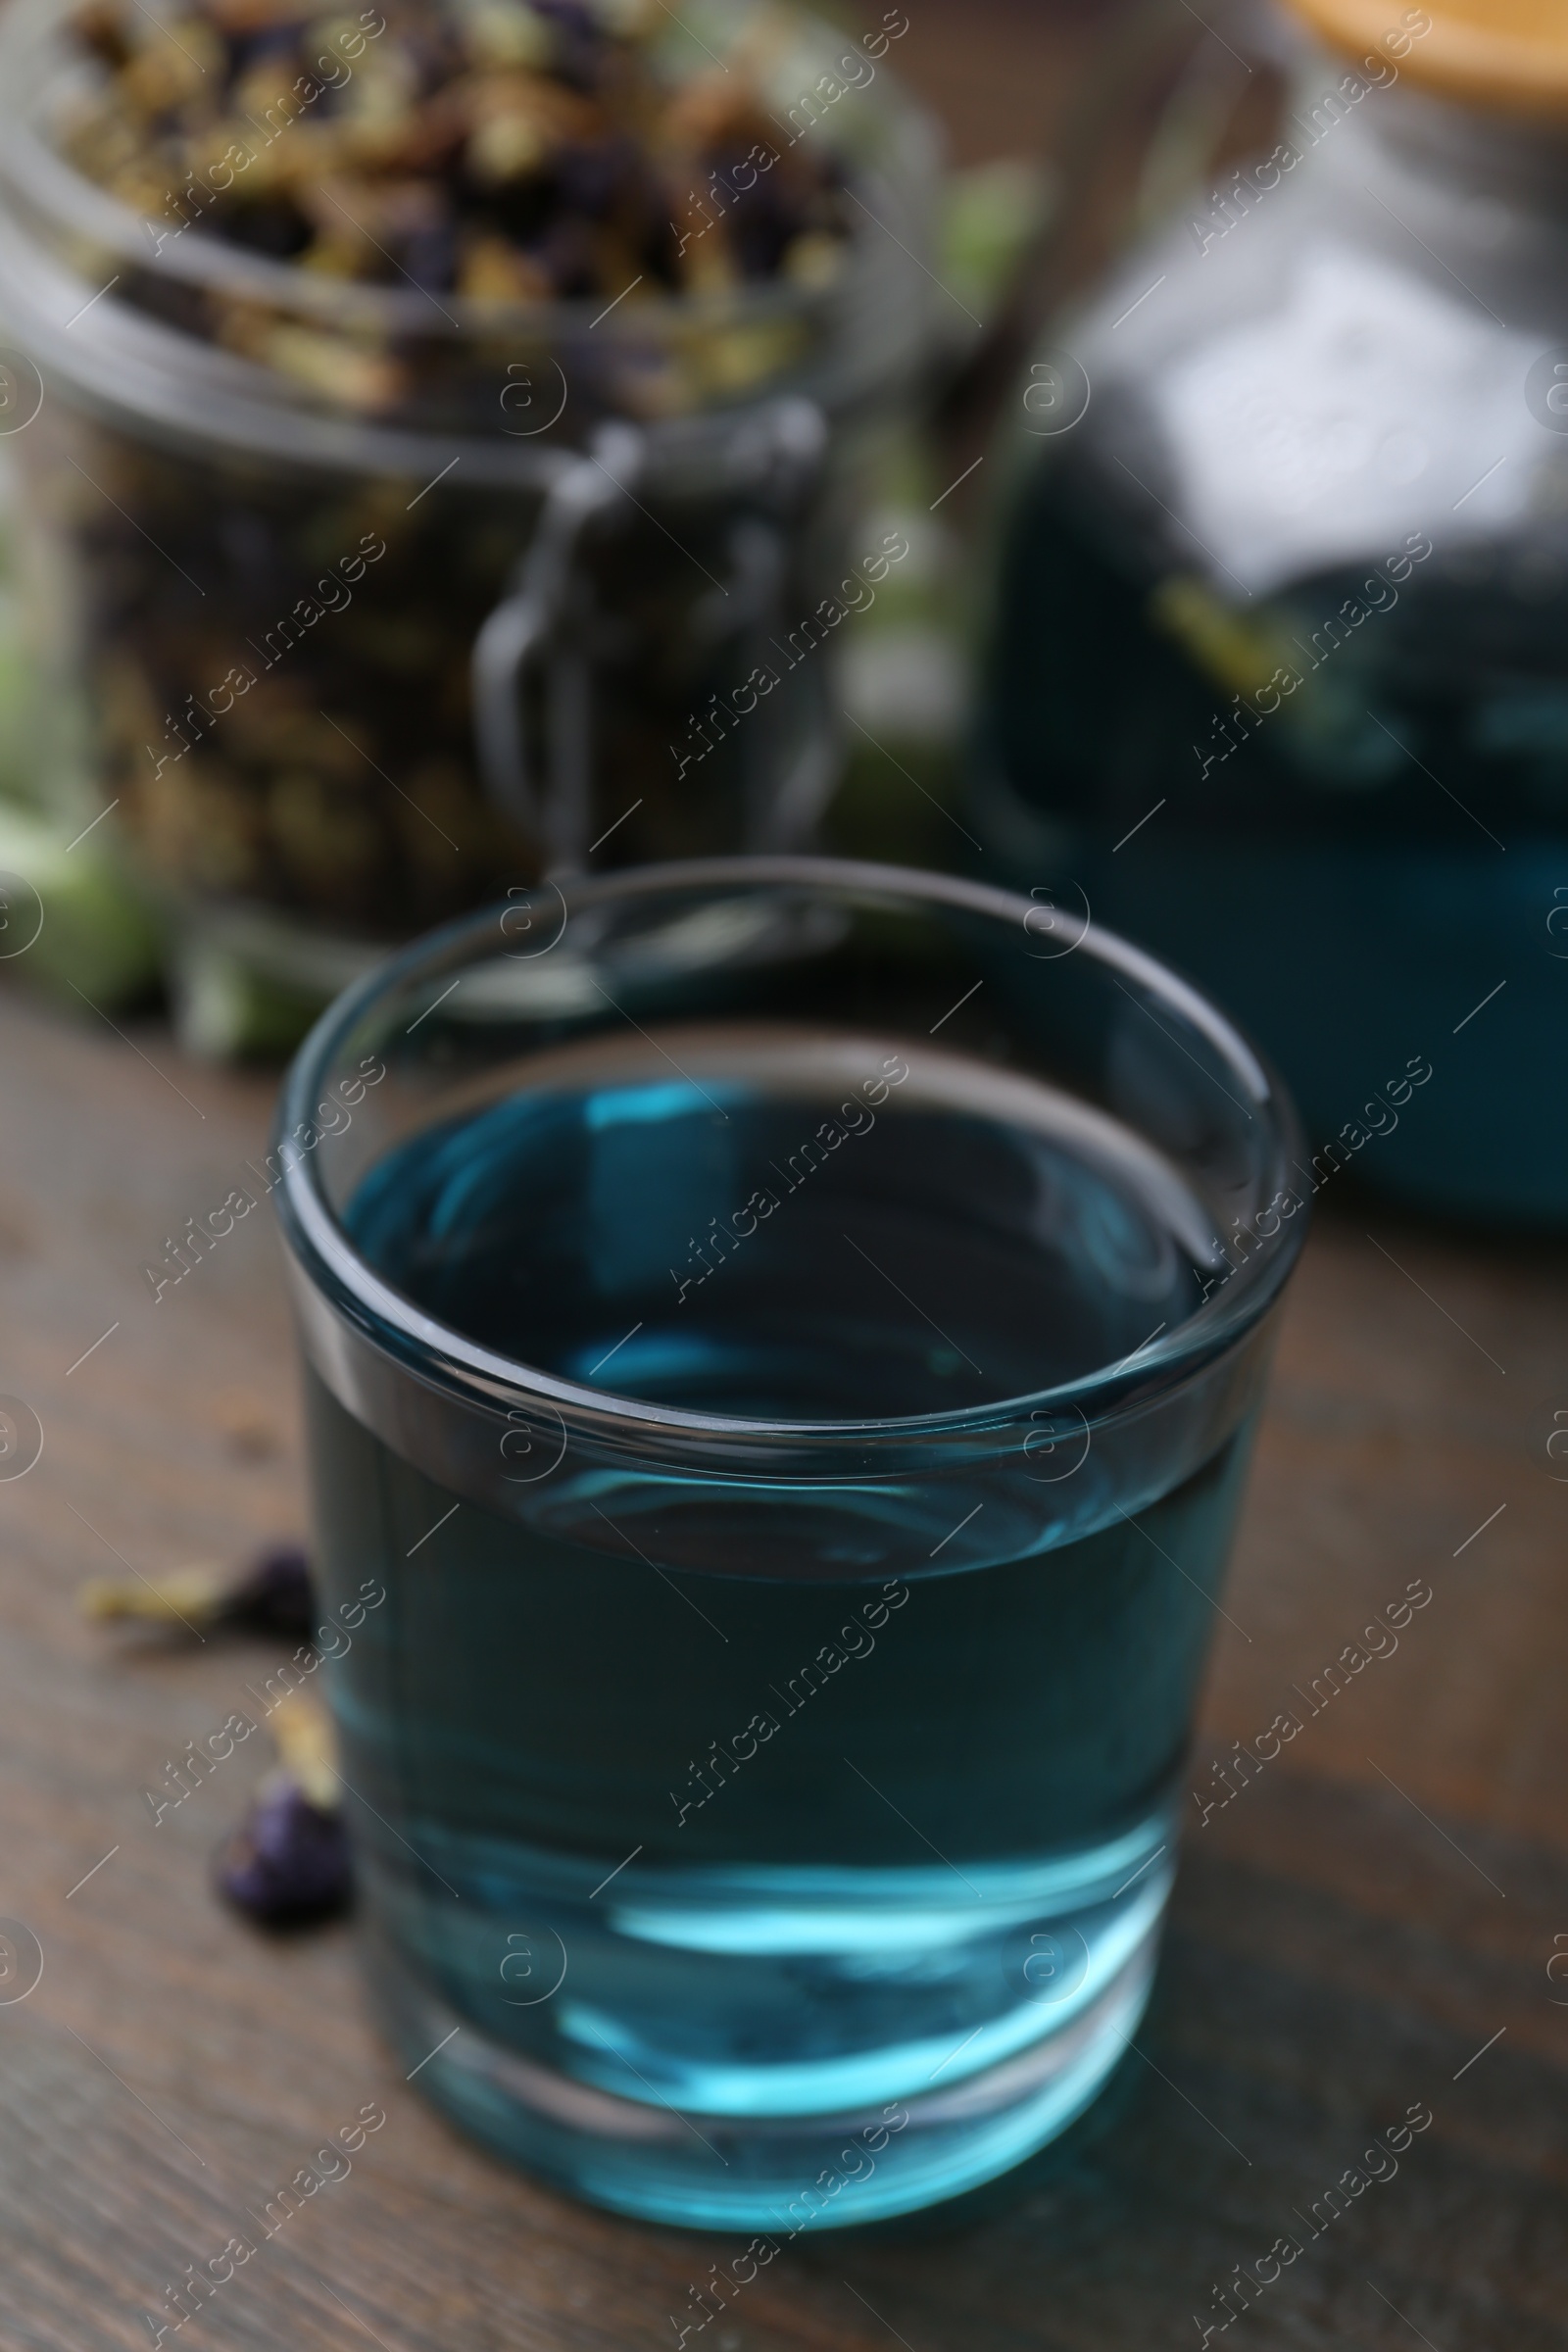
[976,0,1568,1224]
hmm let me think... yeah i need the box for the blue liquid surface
[309,1032,1252,2223]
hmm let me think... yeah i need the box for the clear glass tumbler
[272,857,1305,2230]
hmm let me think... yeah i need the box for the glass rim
[274,856,1308,1446]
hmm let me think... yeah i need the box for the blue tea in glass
[274,859,1305,2229]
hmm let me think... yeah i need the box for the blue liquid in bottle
[978,458,1568,1224]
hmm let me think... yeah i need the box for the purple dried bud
[80,1541,318,1638]
[216,1779,353,1927]
[221,1544,317,1637]
[530,0,602,89]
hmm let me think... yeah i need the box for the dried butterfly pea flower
[456,228,553,299]
[216,1782,353,1923]
[61,0,853,302]
[265,1685,342,1807]
[215,1691,351,1924]
[79,1539,318,1636]
[223,1542,318,1635]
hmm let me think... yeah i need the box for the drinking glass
[272,857,1306,2230]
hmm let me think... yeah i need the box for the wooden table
[4,9,1566,2347]
[1,976,1563,2352]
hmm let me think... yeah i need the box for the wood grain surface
[0,970,1563,2352]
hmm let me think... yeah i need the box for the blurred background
[0,0,1562,1228]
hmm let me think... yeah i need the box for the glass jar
[975,0,1568,1225]
[0,0,936,1052]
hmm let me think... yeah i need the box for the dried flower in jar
[62,0,853,311]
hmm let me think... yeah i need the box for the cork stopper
[1282,0,1568,121]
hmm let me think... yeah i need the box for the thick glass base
[361,1821,1171,2232]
